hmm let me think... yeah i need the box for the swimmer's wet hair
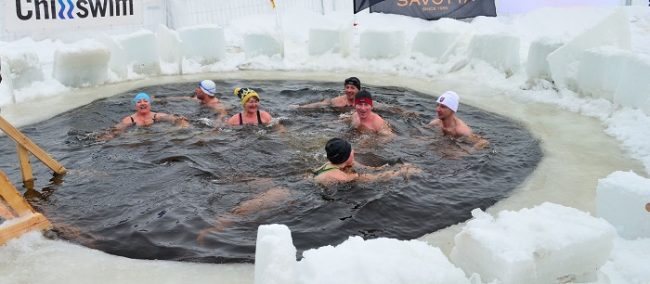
[344,77,361,90]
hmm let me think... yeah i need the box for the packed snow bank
[450,203,616,284]
[254,225,470,284]
[53,40,110,88]
[597,171,650,240]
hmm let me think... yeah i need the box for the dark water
[0,80,541,263]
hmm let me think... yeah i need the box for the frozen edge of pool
[0,71,644,283]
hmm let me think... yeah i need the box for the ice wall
[308,28,351,57]
[526,38,563,81]
[547,9,631,90]
[254,224,471,284]
[0,50,43,91]
[113,30,162,76]
[597,171,650,239]
[53,40,110,88]
[359,30,404,59]
[412,31,460,61]
[451,203,616,284]
[179,25,226,64]
[468,34,520,75]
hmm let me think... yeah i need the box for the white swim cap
[436,91,459,113]
[199,80,217,97]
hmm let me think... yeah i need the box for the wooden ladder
[0,115,67,245]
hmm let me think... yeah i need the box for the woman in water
[226,88,273,126]
[314,138,419,185]
[99,92,188,140]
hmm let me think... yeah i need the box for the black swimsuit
[238,111,263,125]
[130,113,157,126]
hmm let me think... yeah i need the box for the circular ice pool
[0,80,541,263]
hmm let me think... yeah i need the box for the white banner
[2,0,144,33]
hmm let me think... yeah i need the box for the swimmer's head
[436,91,459,113]
[132,92,151,106]
[354,90,373,106]
[198,80,217,97]
[344,77,361,91]
[234,87,260,105]
[325,138,352,165]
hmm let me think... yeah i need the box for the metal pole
[625,0,632,5]
[321,0,325,15]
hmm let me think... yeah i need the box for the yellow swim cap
[234,88,260,105]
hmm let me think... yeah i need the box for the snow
[450,203,616,284]
[52,40,110,87]
[359,30,405,59]
[296,234,470,284]
[597,171,650,240]
[179,25,226,64]
[2,1,650,284]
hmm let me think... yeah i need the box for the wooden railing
[0,115,65,245]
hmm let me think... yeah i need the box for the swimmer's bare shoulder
[427,118,442,128]
[260,111,273,125]
[329,96,348,107]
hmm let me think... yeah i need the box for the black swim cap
[325,138,352,165]
[344,77,361,90]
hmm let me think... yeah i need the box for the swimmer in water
[349,90,393,136]
[291,77,361,109]
[426,91,489,151]
[194,80,229,122]
[197,179,290,245]
[313,138,420,185]
[98,92,189,140]
[226,88,273,126]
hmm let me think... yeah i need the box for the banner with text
[2,0,143,33]
[369,0,496,21]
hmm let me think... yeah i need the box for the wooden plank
[0,199,16,219]
[0,116,67,175]
[16,144,34,184]
[0,213,52,245]
[0,170,34,216]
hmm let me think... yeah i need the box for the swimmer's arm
[377,121,393,136]
[157,113,189,127]
[356,163,422,182]
[455,133,489,154]
[214,105,228,122]
[353,161,383,171]
[356,170,400,183]
[315,171,358,185]
[466,133,489,150]
[164,95,198,101]
[97,117,132,140]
